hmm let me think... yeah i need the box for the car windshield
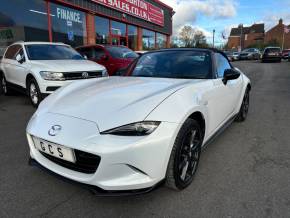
[25,44,85,60]
[106,46,139,59]
[129,50,211,79]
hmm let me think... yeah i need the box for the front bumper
[26,113,180,191]
[38,80,73,94]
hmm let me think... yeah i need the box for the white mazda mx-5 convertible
[26,48,251,194]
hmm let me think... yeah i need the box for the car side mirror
[16,54,25,64]
[83,54,88,60]
[222,69,240,85]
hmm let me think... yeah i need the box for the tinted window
[216,53,231,78]
[106,47,138,59]
[50,3,87,47]
[265,48,281,53]
[78,47,93,59]
[129,51,211,79]
[4,44,22,59]
[93,47,106,60]
[25,44,84,60]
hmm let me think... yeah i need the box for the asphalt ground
[0,60,290,218]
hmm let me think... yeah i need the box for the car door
[13,47,29,88]
[3,44,28,87]
[2,44,20,83]
[207,53,242,134]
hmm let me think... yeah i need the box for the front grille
[40,149,101,174]
[63,71,103,80]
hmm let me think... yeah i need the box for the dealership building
[0,0,173,55]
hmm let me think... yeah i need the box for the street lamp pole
[239,24,243,52]
[213,29,215,48]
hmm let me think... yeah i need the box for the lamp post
[213,29,215,48]
[239,24,243,52]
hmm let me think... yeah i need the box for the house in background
[265,19,290,50]
[227,23,265,51]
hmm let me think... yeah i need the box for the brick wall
[265,20,290,49]
[227,36,240,50]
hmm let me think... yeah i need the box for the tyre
[0,73,12,95]
[166,118,203,190]
[235,88,250,122]
[27,78,42,107]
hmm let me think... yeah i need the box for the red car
[76,45,139,75]
[282,49,290,59]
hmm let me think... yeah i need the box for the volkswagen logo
[82,72,89,79]
[48,125,62,136]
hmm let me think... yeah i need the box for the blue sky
[164,0,290,45]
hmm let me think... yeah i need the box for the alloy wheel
[1,76,7,94]
[178,129,201,183]
[30,83,39,105]
[242,91,249,118]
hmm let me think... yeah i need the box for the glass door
[111,35,127,46]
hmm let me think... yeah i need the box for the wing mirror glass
[16,54,25,64]
[222,69,240,85]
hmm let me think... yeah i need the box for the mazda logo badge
[48,125,62,136]
[82,72,89,79]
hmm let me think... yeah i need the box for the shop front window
[0,0,49,56]
[128,25,137,50]
[156,33,166,49]
[50,3,87,47]
[95,16,109,44]
[142,29,155,50]
[111,21,126,36]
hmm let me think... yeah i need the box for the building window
[142,29,155,50]
[156,33,166,49]
[95,16,109,44]
[111,21,127,46]
[0,0,49,56]
[50,3,87,47]
[128,25,137,50]
[111,21,126,36]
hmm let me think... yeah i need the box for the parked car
[76,45,139,76]
[0,42,107,107]
[282,49,290,59]
[224,51,240,61]
[239,48,261,60]
[27,48,251,193]
[261,47,282,63]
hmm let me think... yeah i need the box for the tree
[194,30,208,48]
[179,25,209,48]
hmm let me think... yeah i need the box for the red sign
[92,0,164,26]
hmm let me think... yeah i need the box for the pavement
[1,60,290,218]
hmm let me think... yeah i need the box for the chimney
[279,18,283,25]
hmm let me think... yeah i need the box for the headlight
[40,71,65,81]
[101,121,161,136]
[102,68,108,76]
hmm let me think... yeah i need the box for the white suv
[0,42,107,107]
